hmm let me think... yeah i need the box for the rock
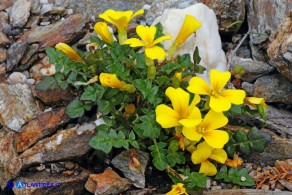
[147,0,245,34]
[19,14,86,51]
[256,105,292,137]
[20,44,40,69]
[40,3,54,15]
[241,82,253,96]
[32,86,76,106]
[0,0,13,11]
[0,31,11,46]
[30,56,56,82]
[230,56,275,82]
[85,169,130,195]
[247,0,292,61]
[0,83,41,131]
[0,48,7,63]
[16,107,70,152]
[267,14,292,81]
[6,40,29,72]
[0,132,21,189]
[247,136,292,166]
[153,3,227,81]
[7,72,27,84]
[19,122,96,167]
[253,74,292,104]
[12,168,90,195]
[0,12,9,31]
[9,0,31,28]
[112,149,149,188]
[203,189,292,195]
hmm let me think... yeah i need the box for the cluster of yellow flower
[53,9,267,194]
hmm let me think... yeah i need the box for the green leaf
[133,79,161,105]
[89,130,112,153]
[35,76,57,90]
[167,151,185,167]
[80,85,97,101]
[137,114,161,139]
[193,46,201,65]
[97,100,111,115]
[65,100,84,118]
[235,130,250,155]
[149,142,168,171]
[185,172,208,188]
[160,62,180,74]
[247,127,271,153]
[216,166,255,186]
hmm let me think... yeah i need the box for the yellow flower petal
[131,9,144,20]
[221,89,246,105]
[209,148,227,164]
[203,130,229,148]
[145,46,166,60]
[210,69,231,93]
[189,94,201,110]
[196,141,212,150]
[99,10,132,30]
[245,97,267,111]
[55,43,82,62]
[136,25,156,44]
[191,146,212,164]
[209,95,231,112]
[99,73,125,89]
[94,22,113,43]
[123,38,145,47]
[182,127,202,141]
[155,105,180,128]
[165,87,190,118]
[199,160,217,176]
[187,77,211,95]
[179,118,202,128]
[173,14,202,48]
[165,183,188,195]
[152,35,172,45]
[200,110,228,131]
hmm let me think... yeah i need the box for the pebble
[206,179,211,189]
[245,163,253,172]
[26,78,35,84]
[36,164,46,171]
[7,72,27,84]
[40,21,50,26]
[261,184,270,191]
[211,186,222,190]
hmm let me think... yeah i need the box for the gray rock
[9,0,31,28]
[147,0,245,34]
[0,11,9,32]
[19,14,86,51]
[0,0,13,11]
[253,74,292,104]
[7,72,27,84]
[40,3,54,15]
[230,56,275,82]
[268,14,292,81]
[112,149,149,188]
[0,83,40,131]
[256,105,292,137]
[19,43,39,70]
[247,0,292,61]
[6,40,29,72]
[241,82,253,96]
[19,122,96,167]
[13,168,90,195]
[247,136,292,166]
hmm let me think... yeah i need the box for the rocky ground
[0,0,292,194]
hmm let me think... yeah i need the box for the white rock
[7,72,27,84]
[40,4,53,15]
[153,3,227,81]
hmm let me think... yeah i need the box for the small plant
[37,8,270,193]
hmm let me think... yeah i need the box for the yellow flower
[165,183,188,195]
[191,141,227,176]
[187,69,246,112]
[94,22,113,43]
[167,15,202,60]
[182,110,229,148]
[225,159,243,168]
[245,97,266,111]
[99,9,144,43]
[124,25,172,60]
[55,43,82,62]
[99,73,136,93]
[155,87,202,129]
